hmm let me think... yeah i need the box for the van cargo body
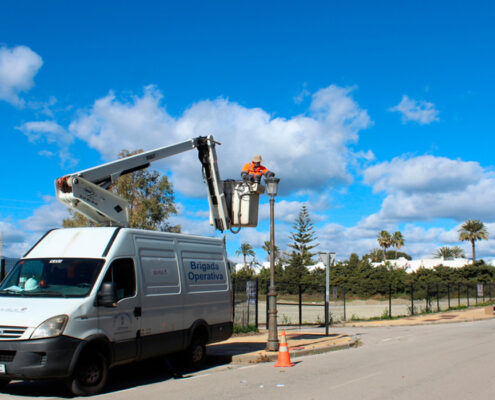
[0,227,233,394]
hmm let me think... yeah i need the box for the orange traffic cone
[274,331,294,367]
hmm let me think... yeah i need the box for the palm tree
[368,248,384,262]
[434,246,454,259]
[458,219,489,262]
[451,246,465,258]
[377,230,392,261]
[236,243,256,267]
[262,240,280,261]
[391,231,405,259]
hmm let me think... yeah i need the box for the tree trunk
[471,239,476,263]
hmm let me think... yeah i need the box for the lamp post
[319,252,336,336]
[265,177,280,351]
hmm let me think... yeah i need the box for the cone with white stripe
[274,331,294,367]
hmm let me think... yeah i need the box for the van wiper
[0,289,25,296]
[24,291,67,298]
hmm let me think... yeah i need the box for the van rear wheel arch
[185,321,210,370]
[187,320,210,346]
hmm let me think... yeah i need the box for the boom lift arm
[55,136,231,231]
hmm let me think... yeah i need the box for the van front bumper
[0,336,82,380]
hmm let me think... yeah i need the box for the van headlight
[30,315,68,339]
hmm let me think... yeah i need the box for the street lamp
[319,252,335,336]
[266,177,280,351]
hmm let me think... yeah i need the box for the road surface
[2,319,495,399]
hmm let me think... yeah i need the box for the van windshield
[0,258,105,298]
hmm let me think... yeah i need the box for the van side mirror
[97,282,117,307]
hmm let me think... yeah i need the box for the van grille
[0,326,27,339]
[0,351,15,362]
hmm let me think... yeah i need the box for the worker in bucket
[241,155,275,183]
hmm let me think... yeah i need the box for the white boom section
[55,136,231,231]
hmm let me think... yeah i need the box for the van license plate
[0,364,5,373]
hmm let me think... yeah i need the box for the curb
[229,337,358,364]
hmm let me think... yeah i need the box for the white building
[372,257,472,272]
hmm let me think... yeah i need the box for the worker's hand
[265,171,275,178]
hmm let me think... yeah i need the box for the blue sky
[1,1,495,263]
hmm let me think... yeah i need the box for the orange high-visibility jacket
[241,162,268,177]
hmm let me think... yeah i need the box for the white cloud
[69,84,372,196]
[376,180,495,222]
[17,120,77,167]
[293,87,310,104]
[0,45,43,107]
[389,95,439,125]
[364,156,484,194]
[362,155,495,223]
[259,199,307,223]
[0,198,69,258]
[19,196,69,234]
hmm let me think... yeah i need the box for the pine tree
[284,205,318,284]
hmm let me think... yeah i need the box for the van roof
[24,227,224,259]
[25,227,120,259]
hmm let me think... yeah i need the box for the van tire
[68,351,108,396]
[186,334,207,370]
[0,379,10,390]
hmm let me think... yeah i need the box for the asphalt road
[2,319,495,399]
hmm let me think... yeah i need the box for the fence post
[255,278,259,329]
[466,284,470,307]
[457,283,461,307]
[411,284,414,316]
[232,278,236,325]
[299,284,302,327]
[475,283,478,305]
[482,283,485,303]
[447,284,451,310]
[266,280,269,330]
[388,283,392,319]
[343,287,346,322]
[426,284,429,312]
[436,283,440,312]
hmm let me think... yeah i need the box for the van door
[135,236,184,359]
[97,258,140,363]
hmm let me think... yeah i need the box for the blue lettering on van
[190,261,220,272]
[187,261,224,282]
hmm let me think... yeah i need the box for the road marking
[330,372,382,389]
[382,338,392,342]
[239,365,259,370]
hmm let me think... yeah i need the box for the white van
[0,227,233,395]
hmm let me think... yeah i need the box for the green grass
[233,324,258,334]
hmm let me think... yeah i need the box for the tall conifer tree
[285,205,318,284]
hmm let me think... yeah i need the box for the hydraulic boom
[55,136,231,231]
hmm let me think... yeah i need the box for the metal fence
[232,279,495,328]
[2,265,492,328]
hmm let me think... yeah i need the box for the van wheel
[0,379,10,390]
[186,335,207,370]
[69,351,108,396]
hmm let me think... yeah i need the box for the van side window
[103,258,136,301]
